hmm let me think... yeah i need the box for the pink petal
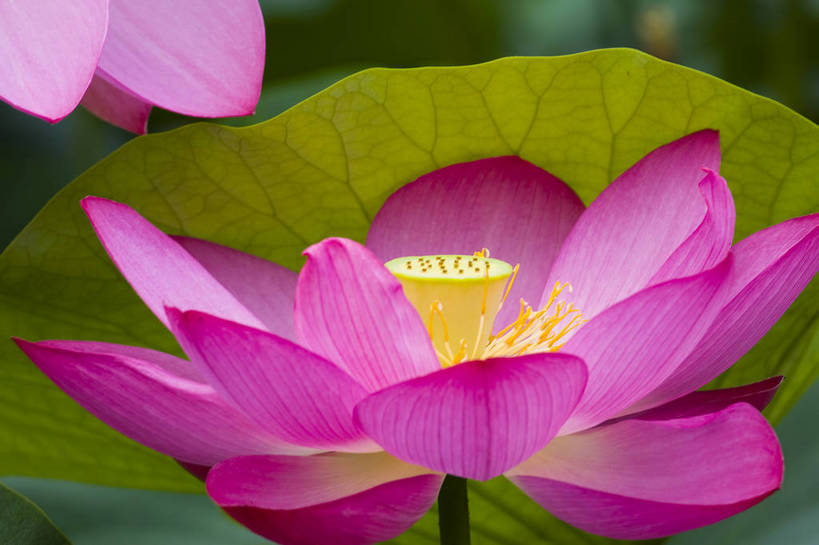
[367,157,585,325]
[649,168,735,284]
[208,452,438,510]
[507,403,783,540]
[544,130,722,320]
[169,310,376,452]
[96,0,264,118]
[354,353,587,481]
[208,453,442,545]
[560,256,732,434]
[14,338,308,466]
[0,1,108,122]
[82,197,265,331]
[294,238,439,393]
[636,213,819,411]
[80,72,152,134]
[625,376,782,421]
[173,236,298,341]
[223,478,441,545]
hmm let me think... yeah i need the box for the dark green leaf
[0,482,70,545]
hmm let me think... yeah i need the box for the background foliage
[0,1,817,544]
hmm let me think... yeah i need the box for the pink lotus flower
[0,0,265,133]
[15,131,819,544]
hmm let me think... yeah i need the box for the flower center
[386,251,583,367]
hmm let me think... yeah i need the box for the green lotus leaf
[0,482,71,545]
[0,49,817,543]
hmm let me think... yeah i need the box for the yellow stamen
[452,339,468,365]
[498,264,520,313]
[429,301,455,363]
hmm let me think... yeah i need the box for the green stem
[438,475,471,545]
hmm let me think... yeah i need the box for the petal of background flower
[543,130,722,320]
[634,213,819,411]
[649,168,735,284]
[173,236,298,341]
[208,452,442,545]
[80,72,152,134]
[294,238,439,392]
[170,310,376,452]
[559,256,732,434]
[96,0,264,118]
[14,339,309,466]
[82,197,265,331]
[507,403,783,540]
[0,1,108,122]
[354,353,587,481]
[366,156,585,326]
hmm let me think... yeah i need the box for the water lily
[0,1,264,133]
[14,131,819,544]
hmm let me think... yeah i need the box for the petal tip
[79,194,106,208]
[167,307,218,338]
[11,336,33,353]
[80,195,124,218]
[45,113,69,124]
[163,305,186,327]
[302,236,353,257]
[690,127,720,144]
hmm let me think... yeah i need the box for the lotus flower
[15,131,819,544]
[0,1,264,133]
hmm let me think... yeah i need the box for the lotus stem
[438,475,471,545]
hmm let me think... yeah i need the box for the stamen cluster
[483,282,583,359]
[425,249,584,366]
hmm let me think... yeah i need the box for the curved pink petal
[208,453,442,545]
[636,213,819,411]
[649,168,735,284]
[19,338,205,381]
[508,403,783,540]
[354,353,587,481]
[543,130,722,320]
[367,156,585,325]
[82,197,265,331]
[173,236,298,341]
[294,238,439,393]
[169,309,376,452]
[14,338,308,466]
[0,1,108,122]
[511,479,770,541]
[97,0,264,118]
[80,72,152,134]
[560,256,732,434]
[625,376,782,422]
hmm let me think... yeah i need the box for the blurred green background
[1,0,817,543]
